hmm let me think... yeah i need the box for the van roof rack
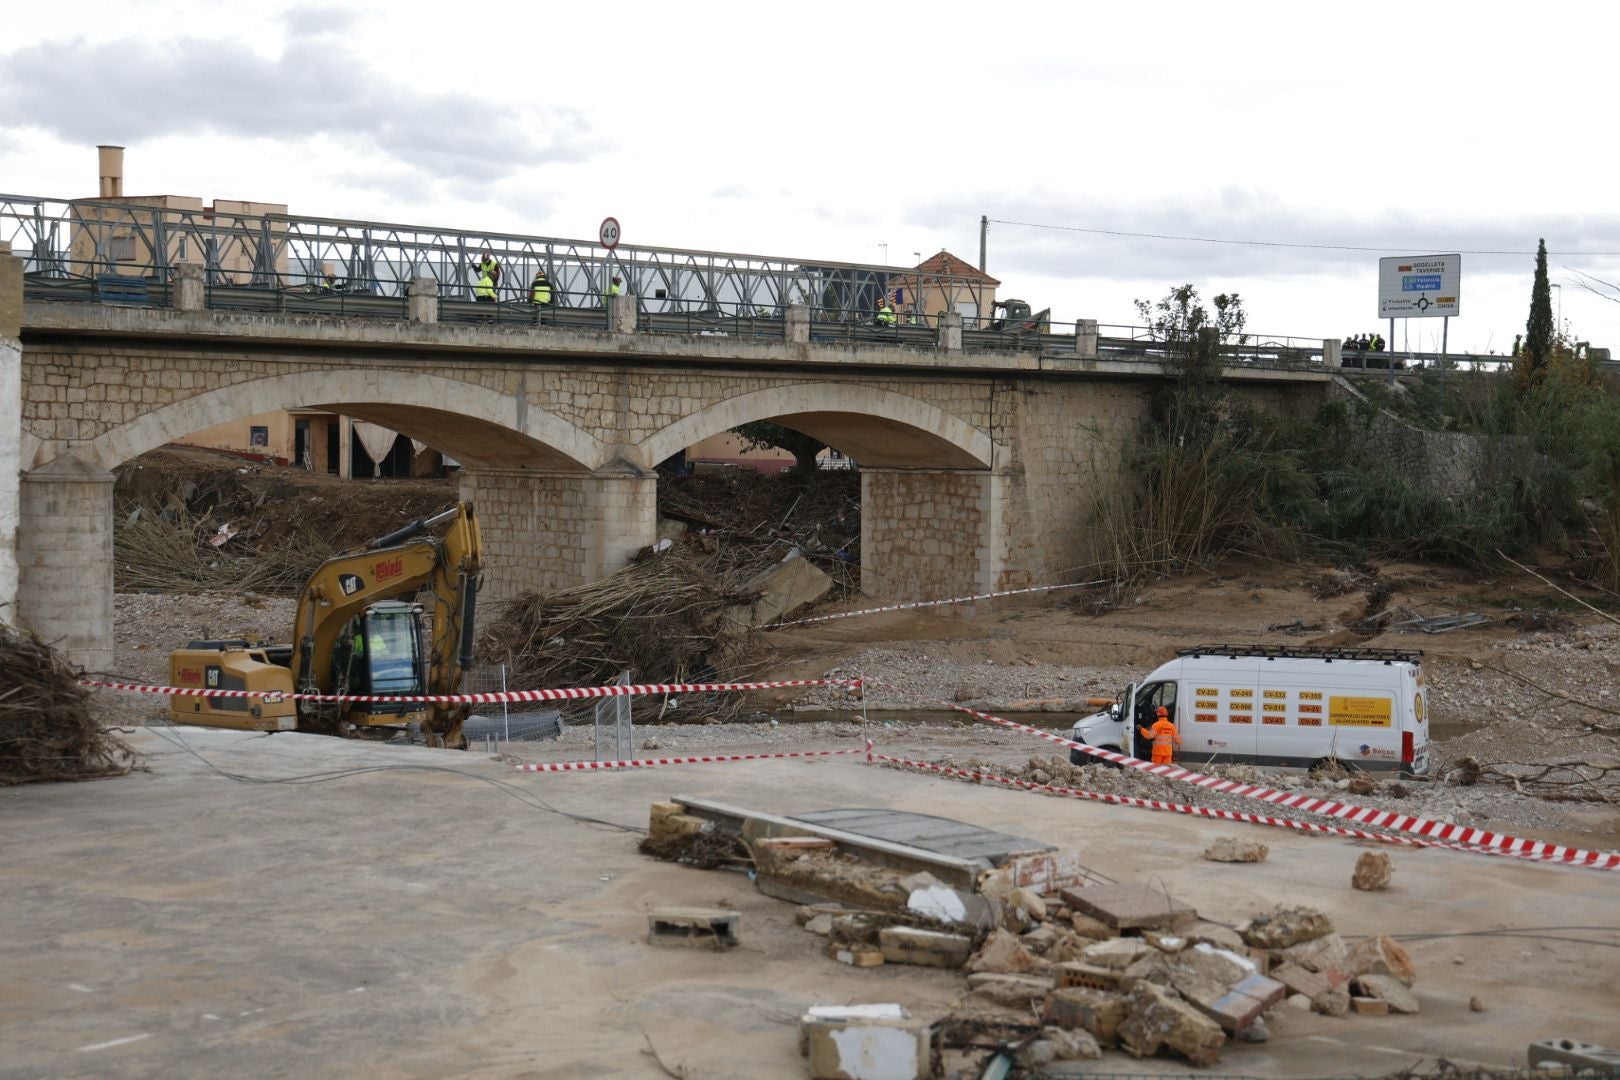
[1178,644,1422,663]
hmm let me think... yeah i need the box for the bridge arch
[635,383,995,471]
[59,370,606,473]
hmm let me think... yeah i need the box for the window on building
[249,426,269,448]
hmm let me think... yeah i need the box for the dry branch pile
[481,543,768,707]
[115,501,335,595]
[0,624,133,785]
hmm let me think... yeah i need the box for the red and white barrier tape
[905,694,1620,871]
[515,747,863,772]
[78,677,861,705]
[767,579,1108,628]
[865,750,1602,867]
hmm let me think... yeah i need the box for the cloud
[0,34,606,182]
[908,190,1620,285]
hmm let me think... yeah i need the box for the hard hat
[1155,706,1169,718]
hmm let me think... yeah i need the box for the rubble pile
[639,800,1432,1076]
[0,623,133,786]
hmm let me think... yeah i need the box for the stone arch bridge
[0,259,1328,668]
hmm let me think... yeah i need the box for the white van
[1068,644,1430,777]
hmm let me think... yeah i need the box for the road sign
[599,217,621,250]
[1378,254,1460,319]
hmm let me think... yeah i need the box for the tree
[731,420,827,475]
[1133,284,1248,445]
[1520,238,1554,390]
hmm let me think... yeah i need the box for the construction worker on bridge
[876,296,897,326]
[474,269,496,303]
[529,268,552,306]
[1138,706,1181,765]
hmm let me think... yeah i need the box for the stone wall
[458,466,657,606]
[16,458,115,669]
[861,469,997,600]
[0,253,20,622]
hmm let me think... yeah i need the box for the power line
[987,218,1620,258]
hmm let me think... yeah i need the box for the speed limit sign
[599,217,621,250]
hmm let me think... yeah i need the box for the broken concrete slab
[736,548,833,629]
[1240,906,1335,949]
[966,973,1055,1007]
[1019,925,1060,955]
[1272,962,1331,1002]
[1077,937,1153,970]
[1009,887,1048,922]
[1177,971,1287,1033]
[878,926,973,969]
[801,1012,931,1080]
[1203,836,1269,863]
[1352,851,1393,891]
[1182,921,1246,952]
[1068,911,1116,941]
[1353,974,1419,1014]
[968,928,1049,976]
[1062,883,1194,931]
[1344,934,1416,986]
[1117,982,1227,1067]
[805,914,834,937]
[1275,931,1350,982]
[1043,987,1129,1046]
[907,883,998,931]
[647,907,740,950]
[648,801,710,843]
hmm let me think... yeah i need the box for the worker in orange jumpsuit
[1138,706,1182,765]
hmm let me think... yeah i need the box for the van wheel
[1071,744,1123,769]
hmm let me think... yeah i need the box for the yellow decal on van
[1298,704,1322,714]
[1299,691,1323,701]
[1194,712,1218,723]
[1263,689,1286,699]
[1195,687,1218,696]
[1262,714,1286,725]
[1263,703,1287,713]
[1414,694,1425,723]
[1299,716,1322,727]
[1196,700,1219,710]
[1329,696,1393,727]
[1230,713,1253,724]
[1229,688,1253,699]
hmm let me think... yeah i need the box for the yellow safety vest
[877,304,896,325]
[475,273,496,301]
[606,283,622,299]
[531,279,552,304]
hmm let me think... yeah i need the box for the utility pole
[979,215,988,273]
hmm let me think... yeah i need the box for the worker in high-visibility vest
[876,298,897,326]
[530,269,552,305]
[1137,706,1181,765]
[605,275,623,302]
[474,270,496,303]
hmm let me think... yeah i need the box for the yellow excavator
[168,503,483,748]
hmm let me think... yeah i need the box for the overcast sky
[4,0,1619,353]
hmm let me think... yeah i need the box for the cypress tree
[1523,238,1554,386]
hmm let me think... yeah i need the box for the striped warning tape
[899,693,1620,871]
[767,579,1109,628]
[864,750,1601,867]
[78,677,862,705]
[514,747,864,772]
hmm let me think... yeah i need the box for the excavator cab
[340,601,428,722]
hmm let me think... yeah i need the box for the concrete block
[801,1014,931,1080]
[1117,981,1227,1067]
[1344,934,1415,987]
[1350,996,1389,1016]
[1043,987,1128,1046]
[172,262,204,311]
[825,942,884,967]
[646,907,739,950]
[1352,974,1418,1014]
[878,926,972,969]
[1062,883,1195,930]
[1181,972,1287,1033]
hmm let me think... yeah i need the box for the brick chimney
[97,145,125,198]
